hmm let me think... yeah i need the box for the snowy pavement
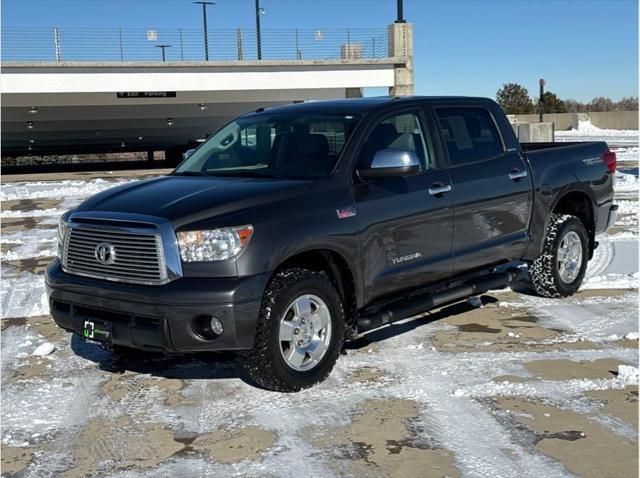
[1,145,638,477]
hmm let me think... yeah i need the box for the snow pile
[32,342,55,356]
[615,171,639,192]
[617,365,639,384]
[556,120,639,138]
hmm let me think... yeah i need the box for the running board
[356,270,517,333]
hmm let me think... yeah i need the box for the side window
[240,126,258,150]
[309,121,346,156]
[358,112,430,170]
[436,107,503,166]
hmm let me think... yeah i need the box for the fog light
[210,317,224,335]
[192,315,224,340]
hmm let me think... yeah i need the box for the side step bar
[357,270,517,333]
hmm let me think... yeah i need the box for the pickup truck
[46,96,618,391]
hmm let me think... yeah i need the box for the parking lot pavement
[1,163,638,478]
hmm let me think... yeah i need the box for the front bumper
[45,259,270,353]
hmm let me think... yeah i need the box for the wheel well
[275,250,357,337]
[553,191,595,255]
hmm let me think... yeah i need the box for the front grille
[62,225,168,285]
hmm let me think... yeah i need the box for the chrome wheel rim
[557,231,583,284]
[278,294,332,372]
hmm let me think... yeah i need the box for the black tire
[242,268,345,392]
[527,213,589,298]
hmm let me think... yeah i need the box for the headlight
[177,225,253,262]
[57,214,69,259]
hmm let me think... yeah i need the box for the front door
[353,110,454,305]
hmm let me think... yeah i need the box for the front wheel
[242,268,345,392]
[527,213,589,298]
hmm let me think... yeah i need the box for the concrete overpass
[1,24,413,160]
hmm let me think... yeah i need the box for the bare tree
[614,97,639,111]
[588,97,615,112]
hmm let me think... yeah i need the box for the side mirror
[183,148,196,159]
[357,149,421,180]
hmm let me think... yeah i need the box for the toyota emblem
[94,242,116,265]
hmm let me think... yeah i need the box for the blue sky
[2,0,638,101]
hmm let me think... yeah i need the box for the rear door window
[436,107,504,166]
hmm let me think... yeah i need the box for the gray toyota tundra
[46,96,618,391]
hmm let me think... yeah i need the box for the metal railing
[1,27,389,62]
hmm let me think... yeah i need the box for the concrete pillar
[387,22,414,96]
[570,113,589,130]
[517,122,554,142]
[345,88,363,98]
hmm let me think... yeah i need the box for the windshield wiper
[204,171,281,179]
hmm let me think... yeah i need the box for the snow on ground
[616,170,639,193]
[0,155,638,476]
[0,178,131,201]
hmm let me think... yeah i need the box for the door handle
[508,169,528,181]
[428,184,452,196]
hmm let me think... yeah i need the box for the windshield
[175,112,362,179]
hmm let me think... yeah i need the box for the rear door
[352,108,454,304]
[433,104,533,273]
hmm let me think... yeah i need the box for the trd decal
[582,156,601,166]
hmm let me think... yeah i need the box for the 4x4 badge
[336,207,356,219]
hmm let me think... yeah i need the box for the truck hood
[75,175,312,227]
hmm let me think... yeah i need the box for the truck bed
[520,141,605,152]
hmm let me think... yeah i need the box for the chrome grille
[62,225,168,285]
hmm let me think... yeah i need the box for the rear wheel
[528,213,589,298]
[242,268,345,392]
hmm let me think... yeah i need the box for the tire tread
[242,267,344,392]
[528,213,586,298]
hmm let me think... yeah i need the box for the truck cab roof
[248,96,496,117]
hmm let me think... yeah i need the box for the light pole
[255,0,266,60]
[539,78,546,122]
[396,0,405,23]
[194,1,215,61]
[155,44,171,61]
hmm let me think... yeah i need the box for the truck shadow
[70,334,254,385]
[344,295,499,351]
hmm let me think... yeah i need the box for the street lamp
[155,44,171,61]
[539,78,546,123]
[396,0,405,23]
[255,0,266,60]
[194,1,215,61]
